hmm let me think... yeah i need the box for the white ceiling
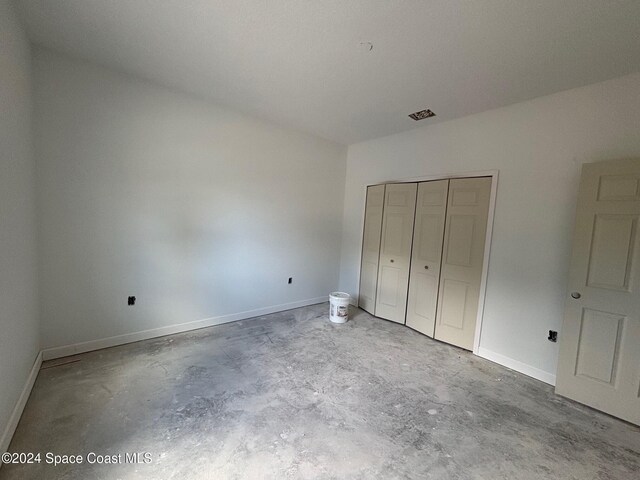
[15,0,640,145]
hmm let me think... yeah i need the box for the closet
[358,176,492,350]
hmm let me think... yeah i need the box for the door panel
[434,177,491,350]
[556,159,640,425]
[418,215,444,259]
[413,274,438,320]
[451,189,479,206]
[445,215,475,267]
[360,261,378,309]
[586,215,636,291]
[378,266,401,306]
[358,185,385,314]
[439,279,469,330]
[597,175,640,200]
[383,213,406,256]
[575,309,624,384]
[375,183,417,323]
[406,180,449,336]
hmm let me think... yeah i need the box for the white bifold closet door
[434,177,492,350]
[358,184,385,315]
[406,180,449,336]
[375,183,417,323]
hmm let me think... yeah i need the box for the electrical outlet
[128,296,136,306]
[548,330,557,342]
[288,277,293,284]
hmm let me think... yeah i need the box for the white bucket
[329,292,350,323]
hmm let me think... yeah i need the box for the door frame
[355,169,499,355]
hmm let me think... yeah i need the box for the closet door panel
[375,183,418,323]
[406,180,449,336]
[358,184,385,314]
[434,177,491,350]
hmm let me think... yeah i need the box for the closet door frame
[355,170,499,355]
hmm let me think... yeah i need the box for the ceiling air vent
[408,109,436,121]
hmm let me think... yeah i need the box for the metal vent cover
[408,109,436,121]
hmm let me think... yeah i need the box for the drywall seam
[41,297,328,360]
[0,351,42,458]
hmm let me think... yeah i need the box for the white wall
[34,48,347,352]
[339,72,640,383]
[0,0,39,450]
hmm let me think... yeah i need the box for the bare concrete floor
[2,303,639,479]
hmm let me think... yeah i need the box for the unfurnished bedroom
[1,1,639,479]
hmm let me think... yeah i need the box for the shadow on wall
[40,170,340,348]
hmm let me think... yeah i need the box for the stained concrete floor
[2,303,639,479]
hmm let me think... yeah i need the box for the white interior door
[434,177,491,350]
[358,184,385,314]
[406,180,449,336]
[556,158,640,425]
[375,183,417,323]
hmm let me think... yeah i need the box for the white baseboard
[1,298,327,460]
[1,351,43,456]
[477,347,556,386]
[42,296,328,361]
[1,305,555,463]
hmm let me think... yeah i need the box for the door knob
[424,265,429,270]
[571,292,581,299]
